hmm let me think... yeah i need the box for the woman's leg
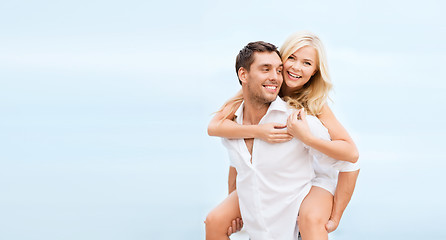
[298,186,333,240]
[205,190,242,240]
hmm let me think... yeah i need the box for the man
[206,41,359,240]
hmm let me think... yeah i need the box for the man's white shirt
[221,97,359,240]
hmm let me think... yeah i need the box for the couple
[205,31,360,240]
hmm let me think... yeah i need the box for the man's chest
[244,138,254,156]
[227,138,310,176]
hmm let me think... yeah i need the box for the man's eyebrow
[259,63,283,67]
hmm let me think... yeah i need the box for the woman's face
[282,46,318,94]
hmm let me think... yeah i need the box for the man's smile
[263,84,279,93]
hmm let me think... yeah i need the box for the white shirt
[304,110,360,195]
[222,97,359,240]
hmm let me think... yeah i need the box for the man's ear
[238,67,248,84]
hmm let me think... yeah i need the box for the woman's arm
[287,104,359,163]
[208,98,292,143]
[207,100,257,138]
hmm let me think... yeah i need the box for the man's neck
[242,97,271,125]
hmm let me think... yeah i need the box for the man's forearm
[228,166,237,194]
[331,170,360,223]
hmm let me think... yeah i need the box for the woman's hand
[286,108,314,144]
[256,123,292,143]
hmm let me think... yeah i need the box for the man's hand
[325,218,339,233]
[227,218,243,236]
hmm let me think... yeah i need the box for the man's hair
[235,41,280,85]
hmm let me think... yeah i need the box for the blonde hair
[217,89,243,121]
[218,31,332,117]
[280,31,332,116]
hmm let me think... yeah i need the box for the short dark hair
[235,41,280,85]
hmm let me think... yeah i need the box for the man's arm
[228,166,237,194]
[326,169,360,232]
[227,166,243,235]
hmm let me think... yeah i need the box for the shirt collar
[267,96,289,113]
[234,96,289,124]
[234,101,244,124]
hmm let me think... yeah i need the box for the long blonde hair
[217,89,243,120]
[218,31,332,117]
[280,31,332,116]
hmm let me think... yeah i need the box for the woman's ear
[238,67,248,84]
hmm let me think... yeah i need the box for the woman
[205,31,360,240]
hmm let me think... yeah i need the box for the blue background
[1,0,445,239]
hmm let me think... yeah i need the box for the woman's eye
[304,62,311,66]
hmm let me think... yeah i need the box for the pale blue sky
[0,0,445,239]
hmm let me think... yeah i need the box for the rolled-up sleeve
[305,116,360,194]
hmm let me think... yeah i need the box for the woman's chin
[283,83,303,94]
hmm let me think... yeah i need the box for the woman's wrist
[302,134,317,146]
[253,125,263,139]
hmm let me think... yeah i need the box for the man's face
[242,52,283,104]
